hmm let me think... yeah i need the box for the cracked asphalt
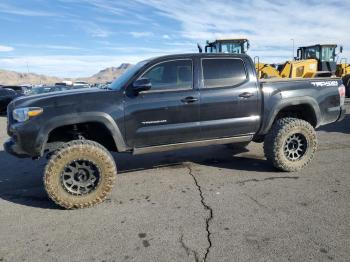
[0,107,349,262]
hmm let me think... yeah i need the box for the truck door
[199,57,260,139]
[124,58,200,148]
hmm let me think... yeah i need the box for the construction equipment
[336,58,350,96]
[274,44,350,97]
[294,44,338,77]
[198,40,350,96]
[255,63,281,79]
[199,38,250,54]
[257,44,339,79]
[197,38,279,78]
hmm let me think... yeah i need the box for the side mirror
[133,78,151,93]
[340,46,343,53]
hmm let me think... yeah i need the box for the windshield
[220,43,242,54]
[205,42,243,54]
[110,61,148,90]
[321,47,336,62]
[303,47,320,60]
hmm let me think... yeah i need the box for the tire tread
[264,117,317,172]
[44,140,117,209]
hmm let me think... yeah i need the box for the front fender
[39,112,127,155]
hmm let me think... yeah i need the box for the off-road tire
[44,140,117,209]
[264,118,317,172]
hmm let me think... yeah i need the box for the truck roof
[148,53,250,62]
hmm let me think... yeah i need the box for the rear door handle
[181,96,198,103]
[239,92,254,98]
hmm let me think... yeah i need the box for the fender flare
[38,112,128,155]
[259,97,321,135]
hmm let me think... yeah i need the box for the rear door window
[202,58,247,88]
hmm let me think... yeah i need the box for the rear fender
[259,97,321,135]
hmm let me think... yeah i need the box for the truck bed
[257,77,344,135]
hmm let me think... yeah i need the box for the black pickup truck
[4,53,346,209]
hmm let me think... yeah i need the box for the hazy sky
[0,0,349,77]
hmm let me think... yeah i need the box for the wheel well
[275,104,317,127]
[46,122,117,152]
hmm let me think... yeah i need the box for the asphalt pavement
[0,107,349,262]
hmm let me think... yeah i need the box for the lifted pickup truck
[4,53,346,209]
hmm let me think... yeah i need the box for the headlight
[13,107,43,122]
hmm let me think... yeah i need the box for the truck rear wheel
[264,118,317,172]
[44,140,117,209]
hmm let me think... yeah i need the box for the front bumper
[4,138,31,158]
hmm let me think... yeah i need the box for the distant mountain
[0,69,62,86]
[0,63,133,85]
[79,63,133,84]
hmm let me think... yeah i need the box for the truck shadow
[0,145,274,209]
[115,144,274,173]
[0,152,58,209]
[317,113,350,134]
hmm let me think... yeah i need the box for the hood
[10,88,105,108]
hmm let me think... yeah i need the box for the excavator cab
[296,44,337,75]
[201,38,250,54]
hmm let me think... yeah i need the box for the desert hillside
[0,63,132,85]
[78,63,132,84]
[0,70,62,85]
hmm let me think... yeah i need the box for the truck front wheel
[44,140,117,209]
[264,118,317,172]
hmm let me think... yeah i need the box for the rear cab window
[201,58,247,88]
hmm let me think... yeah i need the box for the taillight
[339,84,345,97]
[339,84,345,106]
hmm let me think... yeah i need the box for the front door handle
[181,96,198,103]
[239,92,254,98]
